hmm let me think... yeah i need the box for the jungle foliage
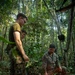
[0,0,75,75]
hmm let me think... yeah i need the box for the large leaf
[0,36,14,44]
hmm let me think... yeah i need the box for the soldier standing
[6,13,29,75]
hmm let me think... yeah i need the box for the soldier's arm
[13,31,29,61]
[42,55,48,75]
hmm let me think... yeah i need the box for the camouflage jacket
[42,52,60,70]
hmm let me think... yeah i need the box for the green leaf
[0,36,15,44]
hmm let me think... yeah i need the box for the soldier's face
[49,48,55,53]
[19,17,27,26]
[21,32,25,39]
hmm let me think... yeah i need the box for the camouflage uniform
[10,48,26,75]
[42,52,60,75]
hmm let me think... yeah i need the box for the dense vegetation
[0,0,75,75]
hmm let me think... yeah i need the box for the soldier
[10,30,27,75]
[42,44,62,75]
[6,13,29,75]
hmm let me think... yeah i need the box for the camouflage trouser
[9,49,26,75]
[10,60,26,75]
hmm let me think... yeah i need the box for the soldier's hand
[44,72,48,75]
[23,54,29,62]
[59,66,62,72]
[55,66,62,73]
